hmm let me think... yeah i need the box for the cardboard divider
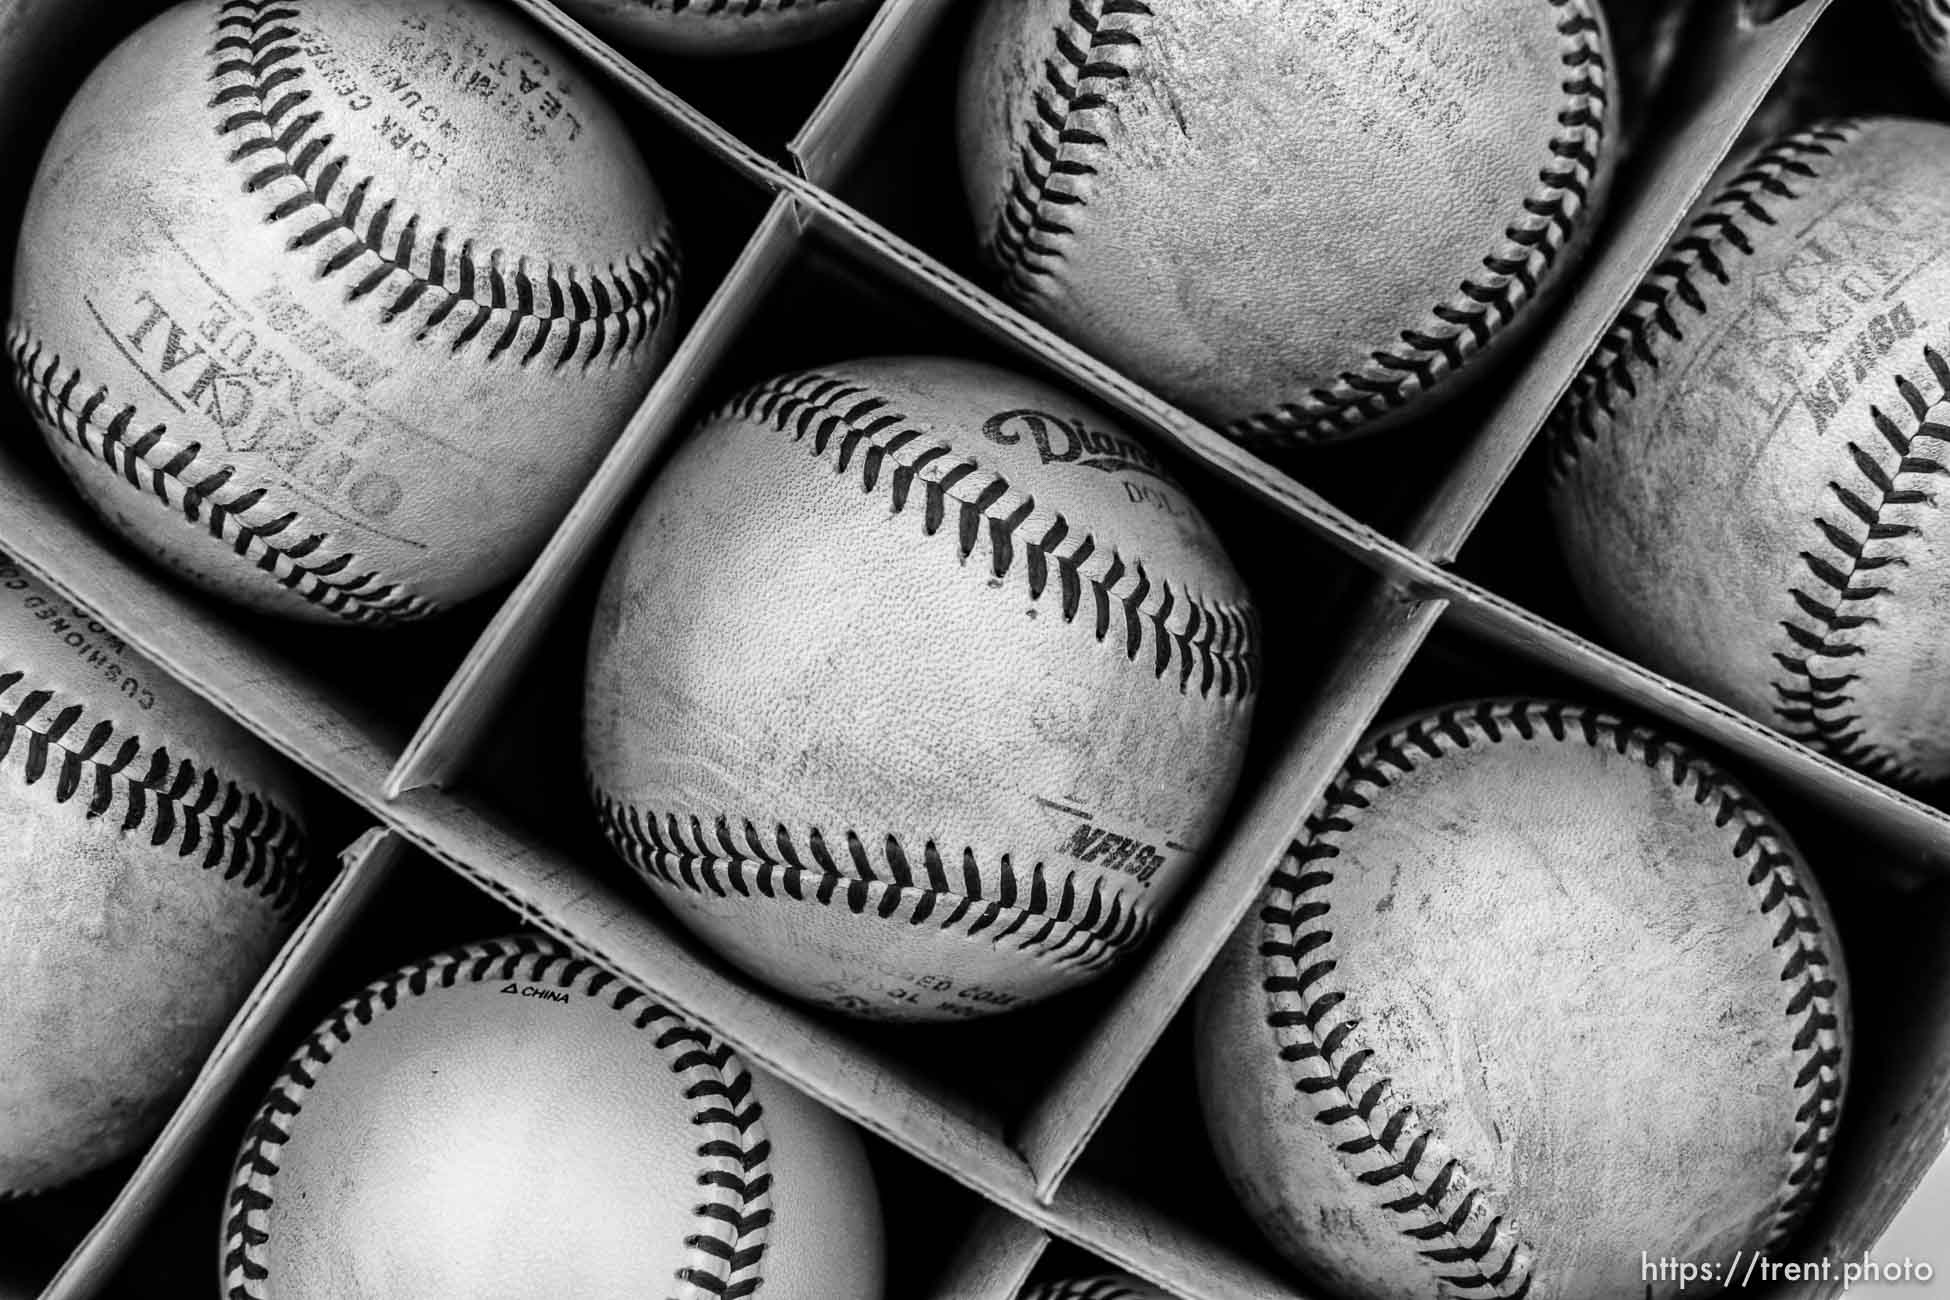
[386,192,803,794]
[1014,582,1435,1195]
[788,0,959,187]
[1405,0,1832,560]
[33,829,405,1300]
[925,1207,1051,1300]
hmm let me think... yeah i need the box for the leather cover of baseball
[9,0,680,626]
[221,936,885,1299]
[554,0,878,57]
[583,356,1258,1020]
[955,0,1618,445]
[0,557,310,1195]
[1549,117,1950,787]
[1195,700,1849,1300]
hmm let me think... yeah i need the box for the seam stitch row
[724,369,1260,702]
[210,0,681,370]
[8,329,438,625]
[0,668,307,909]
[593,790,1152,971]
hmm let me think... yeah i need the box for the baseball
[583,356,1258,1020]
[221,934,886,1298]
[554,0,880,57]
[954,0,1618,445]
[0,557,310,1195]
[1195,699,1849,1300]
[9,0,680,626]
[1548,117,1950,787]
[1020,1275,1170,1299]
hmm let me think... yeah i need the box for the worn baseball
[0,557,310,1195]
[1548,117,1950,788]
[9,0,680,626]
[1196,699,1850,1300]
[584,356,1258,1020]
[1021,1276,1170,1300]
[955,0,1618,445]
[555,0,879,57]
[221,935,886,1299]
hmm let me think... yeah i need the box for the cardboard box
[2,1,1944,1297]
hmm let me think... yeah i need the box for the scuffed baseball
[221,935,885,1299]
[583,356,1258,1020]
[555,0,878,57]
[1196,699,1849,1300]
[9,0,680,626]
[1548,117,1950,787]
[955,0,1618,445]
[0,557,310,1194]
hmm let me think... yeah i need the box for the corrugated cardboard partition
[5,1,1947,1298]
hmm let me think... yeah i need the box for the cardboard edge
[384,193,805,796]
[37,829,403,1300]
[922,1205,1051,1300]
[786,0,961,186]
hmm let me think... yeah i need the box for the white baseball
[9,0,680,625]
[583,356,1258,1020]
[955,0,1618,444]
[0,557,310,1195]
[1196,700,1849,1300]
[221,934,886,1298]
[1548,117,1950,787]
[554,0,879,57]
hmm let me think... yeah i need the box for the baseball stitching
[221,936,772,1300]
[211,0,681,369]
[1893,0,1950,62]
[1257,700,1843,1294]
[726,370,1260,702]
[7,329,438,626]
[1773,346,1950,788]
[987,0,1610,443]
[1547,120,1858,478]
[1542,120,1933,781]
[0,664,308,911]
[984,0,1151,303]
[592,792,1151,972]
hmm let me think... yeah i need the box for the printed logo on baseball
[583,356,1258,1020]
[221,935,885,1298]
[1196,700,1849,1300]
[9,0,680,625]
[955,0,1618,444]
[0,558,310,1195]
[1549,117,1950,787]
